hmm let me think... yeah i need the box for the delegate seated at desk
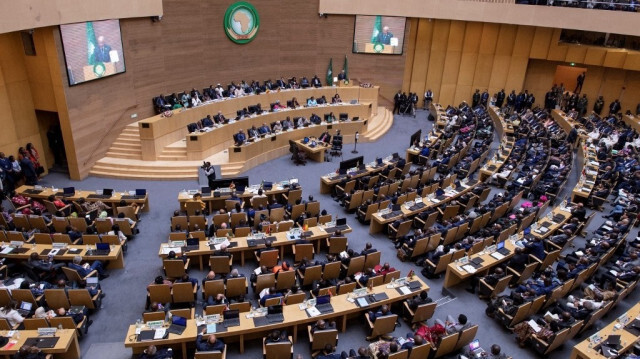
[282,117,293,130]
[248,126,259,139]
[214,111,227,124]
[332,94,342,104]
[196,330,225,352]
[258,123,271,135]
[235,130,247,146]
[312,75,322,88]
[300,77,310,88]
[310,113,322,125]
[307,97,318,107]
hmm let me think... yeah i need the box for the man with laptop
[67,256,109,279]
[460,341,510,359]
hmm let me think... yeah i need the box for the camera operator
[202,162,216,188]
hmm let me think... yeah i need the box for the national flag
[371,16,382,44]
[326,58,333,86]
[342,55,349,80]
[86,22,98,65]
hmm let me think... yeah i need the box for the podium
[364,43,395,54]
[83,62,116,82]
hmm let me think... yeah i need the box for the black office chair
[289,141,307,166]
[330,136,343,158]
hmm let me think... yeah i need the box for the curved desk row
[139,87,379,160]
[228,118,368,164]
[124,277,428,357]
[190,103,371,161]
[15,185,150,212]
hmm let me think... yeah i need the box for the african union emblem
[224,2,260,44]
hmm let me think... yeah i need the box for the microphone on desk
[352,132,359,154]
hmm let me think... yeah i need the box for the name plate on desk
[38,328,57,336]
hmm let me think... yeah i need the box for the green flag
[86,22,98,65]
[326,58,333,86]
[371,16,382,44]
[342,55,349,81]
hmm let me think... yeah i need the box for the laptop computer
[468,339,485,357]
[263,182,273,190]
[496,241,510,255]
[376,158,383,166]
[185,237,199,250]
[135,189,147,198]
[315,295,333,314]
[17,301,32,316]
[24,337,59,349]
[605,334,621,347]
[236,185,246,194]
[201,187,212,196]
[222,309,240,327]
[102,189,114,198]
[167,316,187,335]
[62,187,75,197]
[266,305,284,323]
[93,243,111,255]
[335,217,347,230]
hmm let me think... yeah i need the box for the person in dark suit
[68,256,108,279]
[93,36,112,63]
[506,247,528,273]
[360,242,377,255]
[609,99,621,114]
[235,130,246,146]
[196,330,225,352]
[525,237,545,260]
[337,70,347,81]
[311,75,322,88]
[367,305,391,322]
[318,131,331,144]
[574,72,585,94]
[377,26,393,45]
[138,345,173,359]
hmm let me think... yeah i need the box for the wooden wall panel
[623,53,640,72]
[440,21,465,106]
[565,46,587,65]
[48,0,409,178]
[402,18,419,94]
[584,48,607,66]
[408,19,433,100]
[529,27,553,60]
[454,22,483,105]
[546,29,568,61]
[604,50,628,69]
[472,23,499,92]
[425,20,451,104]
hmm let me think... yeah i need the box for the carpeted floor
[31,108,639,359]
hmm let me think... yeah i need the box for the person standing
[472,89,480,108]
[609,99,621,115]
[93,36,112,63]
[496,89,506,108]
[575,72,586,94]
[377,26,394,45]
[393,90,402,114]
[593,96,604,115]
[423,89,433,109]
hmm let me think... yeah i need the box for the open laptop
[17,301,32,316]
[222,309,240,327]
[135,189,147,198]
[468,339,485,357]
[315,295,333,314]
[184,237,199,251]
[93,243,111,255]
[236,185,246,194]
[167,315,187,335]
[266,305,284,323]
[335,217,347,230]
[102,188,114,198]
[201,187,212,196]
[62,187,75,197]
[496,240,510,255]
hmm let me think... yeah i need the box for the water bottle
[136,319,141,329]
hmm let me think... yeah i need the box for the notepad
[154,328,166,340]
[491,252,505,260]
[306,307,321,317]
[399,286,412,295]
[356,297,369,307]
[462,265,477,274]
[528,319,541,333]
[206,324,216,334]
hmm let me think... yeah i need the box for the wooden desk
[480,107,515,182]
[443,205,571,288]
[189,103,371,160]
[177,181,294,212]
[139,87,378,160]
[0,329,80,359]
[159,225,352,268]
[124,277,429,358]
[319,159,394,195]
[295,139,329,162]
[369,180,479,234]
[228,119,367,163]
[0,243,125,270]
[529,206,572,240]
[571,144,599,203]
[444,237,519,288]
[570,303,640,359]
[15,186,150,213]
[405,132,442,163]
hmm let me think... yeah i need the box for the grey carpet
[34,108,640,358]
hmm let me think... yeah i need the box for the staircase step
[89,170,197,180]
[113,137,141,144]
[111,142,142,150]
[105,151,142,159]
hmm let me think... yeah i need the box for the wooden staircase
[104,123,142,160]
[89,106,394,180]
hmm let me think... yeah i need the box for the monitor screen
[469,339,480,350]
[210,176,250,190]
[496,241,505,250]
[339,156,364,171]
[410,130,422,147]
[353,16,406,55]
[60,20,126,86]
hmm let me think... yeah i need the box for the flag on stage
[371,16,382,44]
[326,58,333,86]
[343,55,349,81]
[86,22,98,65]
